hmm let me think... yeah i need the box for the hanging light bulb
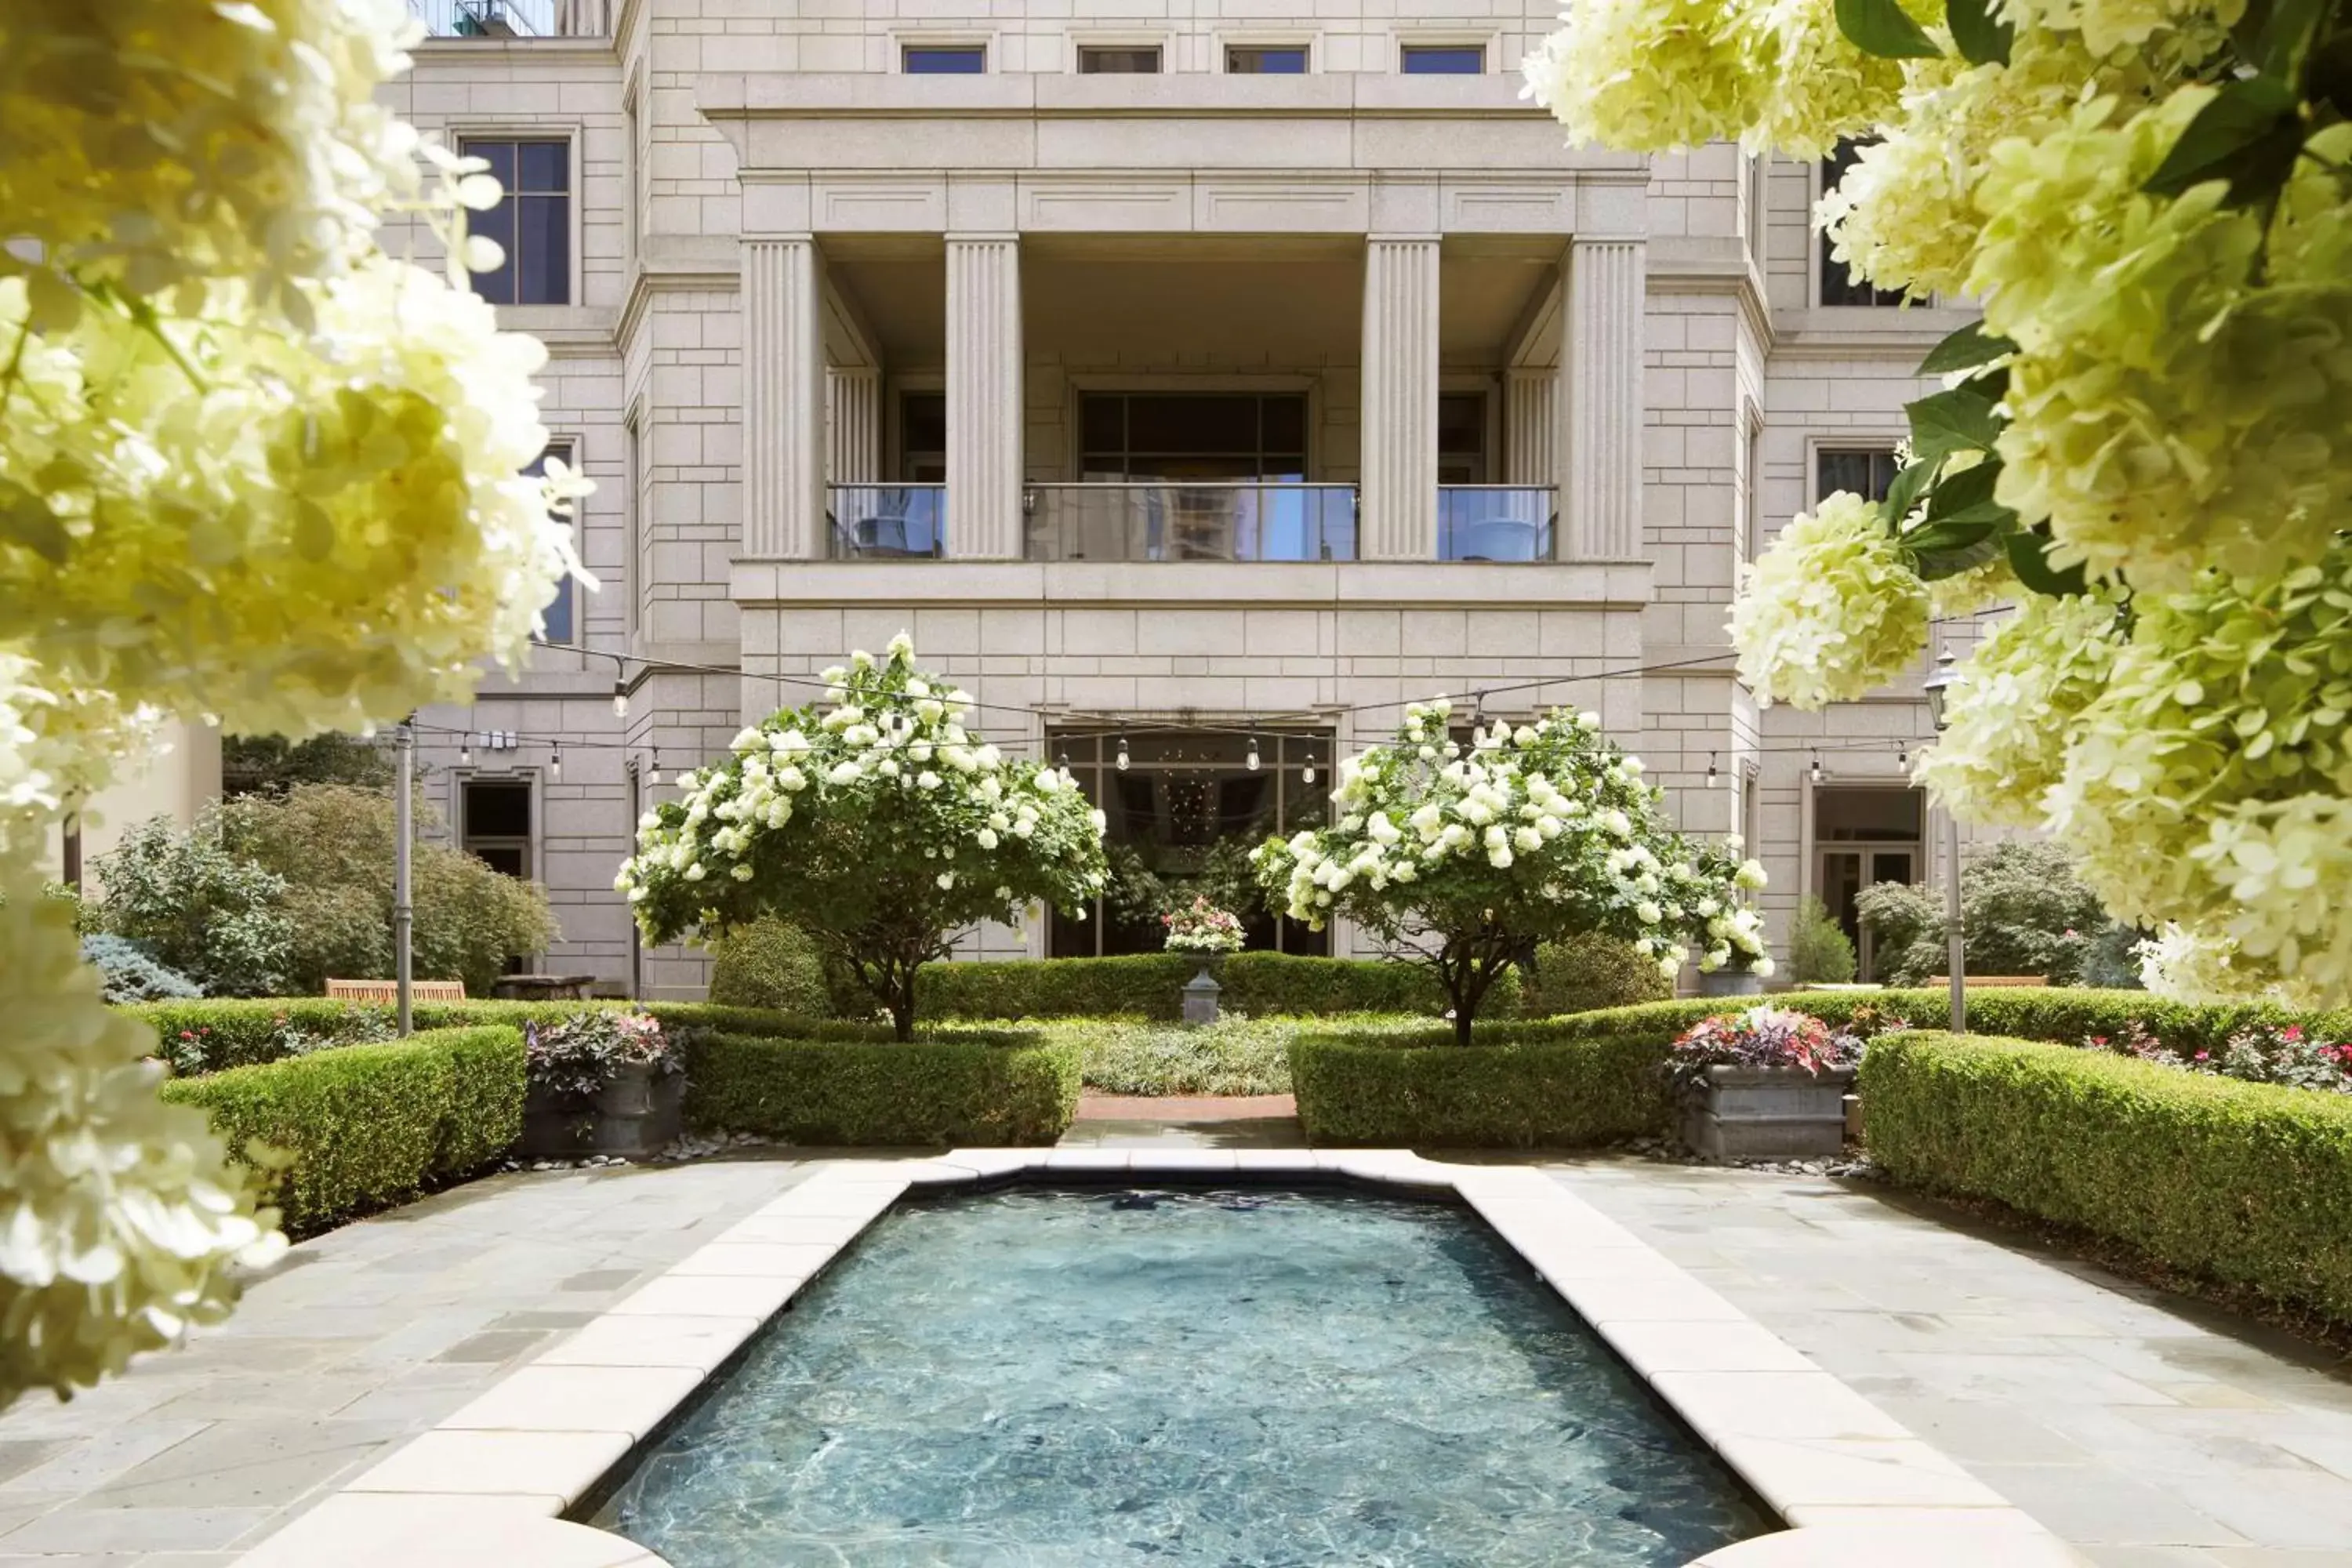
[1116,735,1131,772]
[550,744,563,782]
[1809,750,1823,785]
[459,734,473,768]
[612,678,630,720]
[1302,749,1318,786]
[648,746,663,787]
[1246,735,1261,771]
[1708,752,1719,788]
[1057,749,1071,770]
[1897,742,1909,769]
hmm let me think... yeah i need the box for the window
[527,442,578,644]
[1438,392,1486,485]
[902,44,985,73]
[1816,446,1900,504]
[1227,45,1307,73]
[1079,393,1306,481]
[900,393,946,482]
[463,780,533,880]
[460,139,569,305]
[1820,140,1900,307]
[1050,732,1332,958]
[1742,417,1763,559]
[1400,43,1484,74]
[1079,45,1162,73]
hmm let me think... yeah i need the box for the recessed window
[459,139,569,306]
[1400,44,1484,74]
[1816,447,1900,505]
[528,442,577,644]
[1227,45,1307,73]
[900,393,946,482]
[1437,393,1486,485]
[1079,45,1162,73]
[463,780,533,880]
[1079,393,1305,481]
[903,44,986,74]
[1820,140,1901,307]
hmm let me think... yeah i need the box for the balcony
[408,0,604,38]
[827,485,946,560]
[1023,482,1358,564]
[1439,485,1556,562]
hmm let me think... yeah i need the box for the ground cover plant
[619,637,1109,1039]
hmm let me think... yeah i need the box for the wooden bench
[1924,975,2049,988]
[326,978,467,1004]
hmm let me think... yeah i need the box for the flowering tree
[1524,0,2352,1004]
[0,0,580,1406]
[1252,700,1767,1044]
[618,637,1108,1040]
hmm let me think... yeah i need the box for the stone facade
[389,0,1974,998]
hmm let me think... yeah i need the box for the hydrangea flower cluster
[617,636,1109,1039]
[1252,699,1766,1043]
[1730,492,1930,709]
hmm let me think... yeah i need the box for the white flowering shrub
[0,0,585,1406]
[1524,0,2352,1004]
[1251,700,1767,1044]
[618,637,1109,1039]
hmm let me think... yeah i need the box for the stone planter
[519,1062,686,1160]
[1680,1065,1856,1160]
[1697,968,1766,998]
[1179,953,1225,1026]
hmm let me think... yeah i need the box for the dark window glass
[466,781,532,839]
[527,444,576,642]
[1401,45,1484,74]
[1820,140,1901,307]
[1078,393,1311,481]
[903,45,985,73]
[900,393,946,482]
[1079,46,1162,73]
[1816,448,1900,504]
[1228,45,1307,73]
[459,138,570,305]
[473,844,528,879]
[1261,396,1306,452]
[1815,786,1924,842]
[1080,395,1124,453]
[1438,394,1484,453]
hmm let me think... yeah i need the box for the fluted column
[826,366,880,483]
[1562,238,1646,561]
[1358,237,1440,561]
[740,236,826,558]
[1504,368,1556,486]
[946,235,1023,559]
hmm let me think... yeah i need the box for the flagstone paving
[0,1151,2347,1565]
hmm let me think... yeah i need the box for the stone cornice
[699,73,1599,125]
[730,559,1657,611]
[412,37,616,69]
[617,263,741,350]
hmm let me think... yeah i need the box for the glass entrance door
[1817,847,1917,980]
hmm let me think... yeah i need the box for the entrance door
[1817,848,1915,979]
[1813,786,1924,982]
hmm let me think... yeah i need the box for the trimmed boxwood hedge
[913,951,1516,1022]
[682,1029,1079,1146]
[159,1025,525,1236]
[1291,987,2352,1151]
[1863,1031,2352,1324]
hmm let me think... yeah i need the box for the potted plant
[1163,896,1245,1025]
[520,1011,686,1160]
[1693,885,1775,997]
[1664,1006,1861,1160]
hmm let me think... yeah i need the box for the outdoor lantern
[1922,651,1958,732]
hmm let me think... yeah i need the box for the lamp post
[394,717,415,1038]
[1921,652,1964,1035]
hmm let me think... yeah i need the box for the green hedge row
[159,1025,526,1235]
[913,952,1512,1022]
[1289,987,2352,1150]
[1862,1032,2352,1323]
[682,1030,1080,1146]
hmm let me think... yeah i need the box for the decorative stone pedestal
[1181,966,1223,1026]
[1681,1065,1855,1160]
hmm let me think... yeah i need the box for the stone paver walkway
[0,1158,822,1566]
[4,1151,2350,1565]
[1550,1157,2352,1567]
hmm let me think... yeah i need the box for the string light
[1897,742,1908,769]
[648,746,662,787]
[1301,748,1318,786]
[1057,749,1070,770]
[1115,735,1131,771]
[550,744,563,782]
[1246,735,1261,772]
[458,735,472,768]
[611,679,630,720]
[1708,751,1719,788]
[1809,750,1823,785]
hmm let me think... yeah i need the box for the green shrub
[1519,931,1675,1018]
[1862,1032,2352,1323]
[1040,1015,1430,1098]
[914,953,1493,1022]
[1290,1024,1672,1147]
[89,812,294,996]
[81,933,202,1002]
[1788,896,1857,986]
[706,916,834,1018]
[161,1025,524,1234]
[683,1030,1078,1145]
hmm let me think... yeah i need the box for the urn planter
[1697,969,1766,999]
[1180,954,1226,1026]
[1680,1065,1855,1160]
[519,1062,686,1160]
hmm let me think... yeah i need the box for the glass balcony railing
[409,0,603,38]
[1024,483,1358,563]
[1439,485,1557,562]
[827,485,947,560]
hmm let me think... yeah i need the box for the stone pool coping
[231,1150,2091,1568]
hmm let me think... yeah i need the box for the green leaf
[1914,537,2009,581]
[1906,388,2002,463]
[1902,516,2001,557]
[1944,0,2013,64]
[1881,457,1937,527]
[2141,75,2304,207]
[1924,458,2002,520]
[2249,0,2329,78]
[2005,527,2089,597]
[1835,0,1944,58]
[0,481,71,564]
[1917,320,2017,376]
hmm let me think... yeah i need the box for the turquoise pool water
[596,1186,1767,1566]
